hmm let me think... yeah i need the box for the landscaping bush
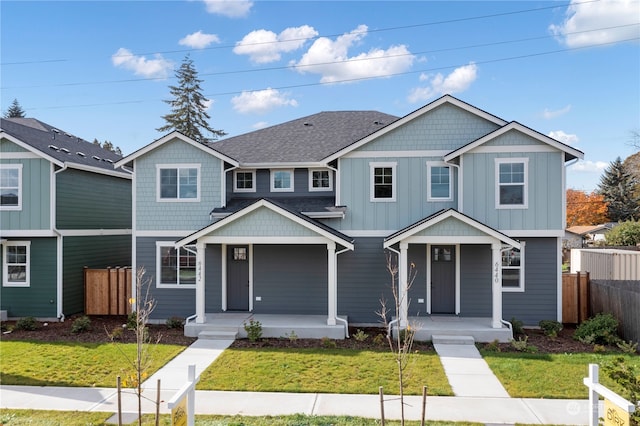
[71,316,92,333]
[165,316,184,329]
[539,320,563,338]
[14,316,38,331]
[573,313,620,345]
[243,319,262,342]
[510,317,524,336]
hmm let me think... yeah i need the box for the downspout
[385,246,401,336]
[325,163,340,206]
[221,164,238,209]
[53,164,68,321]
[334,246,351,337]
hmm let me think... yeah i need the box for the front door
[431,245,455,314]
[227,245,249,311]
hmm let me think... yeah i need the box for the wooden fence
[562,272,590,324]
[84,267,132,315]
[590,280,640,343]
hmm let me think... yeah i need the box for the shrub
[109,326,124,340]
[165,316,184,329]
[321,336,337,349]
[353,329,368,342]
[484,339,502,352]
[71,316,92,333]
[284,330,298,342]
[373,333,386,346]
[574,313,620,345]
[616,340,639,354]
[243,319,262,342]
[126,312,138,330]
[603,357,640,424]
[510,317,524,336]
[14,316,38,331]
[539,320,563,338]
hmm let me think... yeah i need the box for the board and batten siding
[459,244,492,317]
[407,244,428,317]
[0,237,57,318]
[226,168,335,199]
[0,157,51,231]
[135,138,224,231]
[56,168,131,229]
[204,244,222,313]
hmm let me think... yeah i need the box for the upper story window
[234,170,256,193]
[427,162,452,201]
[309,169,333,192]
[370,162,396,202]
[157,164,200,202]
[502,242,525,292]
[0,164,22,210]
[495,158,528,209]
[157,242,196,288]
[2,241,30,287]
[271,169,294,192]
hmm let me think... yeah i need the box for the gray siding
[460,244,492,317]
[205,245,222,312]
[253,245,327,315]
[407,244,428,316]
[226,168,335,199]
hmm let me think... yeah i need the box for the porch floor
[408,316,512,343]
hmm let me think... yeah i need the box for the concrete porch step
[432,335,475,345]
[198,330,238,340]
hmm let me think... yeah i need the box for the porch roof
[383,209,520,248]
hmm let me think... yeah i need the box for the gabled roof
[115,131,239,168]
[444,121,584,162]
[0,117,130,177]
[384,208,520,248]
[566,224,614,236]
[177,198,354,250]
[210,111,399,165]
[322,94,508,163]
[211,196,345,219]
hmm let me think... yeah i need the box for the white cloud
[179,31,220,49]
[549,0,640,48]
[569,160,608,173]
[231,88,298,114]
[548,130,579,145]
[234,26,318,64]
[202,0,253,18]
[407,63,478,103]
[252,121,269,130]
[542,105,572,119]
[291,25,414,83]
[111,48,173,79]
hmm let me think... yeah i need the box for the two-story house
[115,95,583,341]
[0,118,131,320]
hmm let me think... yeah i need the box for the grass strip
[0,341,185,387]
[198,347,452,395]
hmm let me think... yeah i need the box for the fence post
[576,271,581,323]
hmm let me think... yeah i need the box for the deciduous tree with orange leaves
[566,189,608,227]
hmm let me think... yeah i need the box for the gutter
[53,164,68,321]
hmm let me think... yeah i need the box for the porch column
[399,242,409,327]
[327,242,337,326]
[196,241,206,324]
[491,242,503,328]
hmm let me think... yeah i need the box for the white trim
[131,165,137,311]
[344,230,397,237]
[335,159,341,205]
[455,243,460,314]
[270,169,294,192]
[2,240,30,287]
[233,169,256,193]
[135,230,194,237]
[501,241,525,293]
[0,230,58,237]
[308,168,333,192]
[65,162,131,179]
[345,150,449,159]
[0,152,39,159]
[56,234,63,319]
[426,161,453,202]
[56,229,132,237]
[495,158,528,209]
[201,236,330,245]
[156,164,201,202]
[425,244,460,315]
[0,164,23,211]
[472,145,557,154]
[241,162,323,168]
[302,211,345,219]
[556,237,563,322]
[221,245,227,311]
[0,132,64,167]
[155,241,197,289]
[426,243,431,314]
[248,244,254,311]
[406,235,498,245]
[369,161,396,202]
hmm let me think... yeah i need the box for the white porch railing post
[587,364,599,426]
[491,242,502,328]
[196,242,206,324]
[327,242,337,326]
[399,242,409,328]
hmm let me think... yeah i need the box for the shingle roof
[1,117,125,172]
[209,111,399,164]
[212,196,343,215]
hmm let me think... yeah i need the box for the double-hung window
[3,241,30,287]
[370,162,396,202]
[309,169,333,191]
[234,170,255,192]
[496,158,528,208]
[271,169,294,192]
[157,164,200,202]
[157,242,196,288]
[427,162,452,201]
[0,164,22,210]
[501,242,525,292]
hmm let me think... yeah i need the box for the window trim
[501,241,525,292]
[270,169,294,192]
[0,164,23,211]
[426,161,452,201]
[308,168,333,192]
[495,158,528,209]
[233,170,256,193]
[156,241,197,289]
[2,241,30,287]
[370,162,397,202]
[156,164,201,202]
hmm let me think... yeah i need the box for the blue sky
[2,0,639,192]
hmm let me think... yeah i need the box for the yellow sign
[171,394,188,426]
[604,399,630,426]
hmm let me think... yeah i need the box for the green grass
[481,351,640,399]
[198,347,452,396]
[0,341,185,387]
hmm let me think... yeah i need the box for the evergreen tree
[157,55,226,143]
[4,98,26,118]
[92,138,123,156]
[597,157,640,222]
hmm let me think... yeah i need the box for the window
[3,241,30,287]
[496,158,528,208]
[234,170,255,192]
[157,242,196,287]
[157,165,200,202]
[502,242,525,291]
[0,165,22,210]
[370,162,396,201]
[427,163,452,201]
[309,169,333,191]
[270,169,294,192]
[233,247,247,260]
